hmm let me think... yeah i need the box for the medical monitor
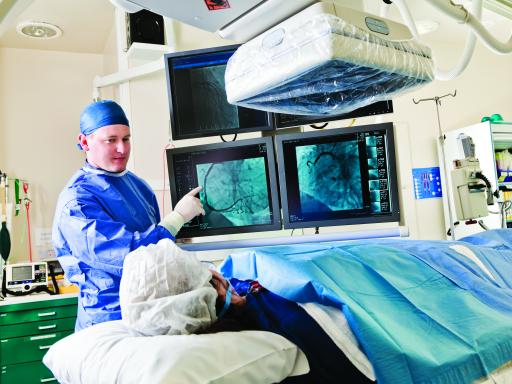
[276,123,399,229]
[167,137,281,238]
[164,45,273,140]
[273,100,393,129]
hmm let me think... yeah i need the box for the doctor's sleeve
[55,198,174,277]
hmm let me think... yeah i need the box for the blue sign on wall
[412,167,443,199]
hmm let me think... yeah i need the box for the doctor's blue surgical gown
[52,163,174,331]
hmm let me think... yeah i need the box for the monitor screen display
[165,45,273,140]
[273,100,393,129]
[167,137,281,238]
[12,266,32,281]
[276,123,399,229]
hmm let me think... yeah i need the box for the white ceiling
[0,0,510,54]
[0,0,115,54]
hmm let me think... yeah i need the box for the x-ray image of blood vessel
[196,158,271,227]
[190,65,239,132]
[296,141,363,213]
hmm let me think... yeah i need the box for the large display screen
[167,137,281,238]
[164,45,273,140]
[276,123,400,229]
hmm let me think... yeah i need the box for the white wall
[0,47,104,263]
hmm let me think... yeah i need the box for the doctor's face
[79,124,131,173]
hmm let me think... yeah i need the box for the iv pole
[413,90,457,240]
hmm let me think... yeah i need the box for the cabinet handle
[30,334,56,341]
[38,311,56,317]
[38,345,52,350]
[38,324,57,330]
[40,377,57,382]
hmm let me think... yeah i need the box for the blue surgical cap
[80,100,129,135]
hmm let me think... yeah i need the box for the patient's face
[210,270,246,307]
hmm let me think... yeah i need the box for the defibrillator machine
[5,262,48,293]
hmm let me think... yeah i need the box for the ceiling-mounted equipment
[225,2,434,116]
[16,21,62,39]
[109,0,317,42]
[108,0,512,97]
[484,0,512,19]
[109,0,143,13]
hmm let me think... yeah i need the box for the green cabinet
[0,296,77,383]
[1,361,58,384]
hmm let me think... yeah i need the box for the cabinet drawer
[1,360,57,384]
[0,317,76,339]
[0,330,73,365]
[0,305,77,326]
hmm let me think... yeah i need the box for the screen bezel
[273,100,394,129]
[167,137,282,238]
[164,44,274,141]
[276,122,400,229]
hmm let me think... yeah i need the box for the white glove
[174,186,205,223]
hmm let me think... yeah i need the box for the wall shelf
[126,42,174,61]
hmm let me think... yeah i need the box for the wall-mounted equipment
[167,137,281,238]
[164,45,273,140]
[442,120,512,238]
[451,158,490,221]
[276,122,400,229]
[126,9,165,47]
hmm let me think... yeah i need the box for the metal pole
[413,90,457,240]
[434,98,456,240]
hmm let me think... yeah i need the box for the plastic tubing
[427,0,512,54]
[395,0,481,80]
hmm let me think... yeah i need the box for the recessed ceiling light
[16,22,62,39]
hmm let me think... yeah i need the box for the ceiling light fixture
[16,21,62,39]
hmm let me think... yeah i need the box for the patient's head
[120,239,243,337]
[120,239,217,336]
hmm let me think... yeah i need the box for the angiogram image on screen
[190,65,239,132]
[295,141,363,213]
[196,158,271,228]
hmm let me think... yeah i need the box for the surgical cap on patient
[79,100,129,136]
[120,238,218,336]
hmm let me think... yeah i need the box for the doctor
[52,100,205,331]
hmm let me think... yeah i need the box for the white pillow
[43,320,309,384]
[299,302,376,381]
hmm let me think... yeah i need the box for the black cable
[310,123,328,130]
[475,172,491,188]
[478,220,489,230]
[48,264,60,295]
[446,221,460,237]
[475,172,500,198]
[220,134,237,142]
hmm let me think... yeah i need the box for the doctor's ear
[78,134,90,151]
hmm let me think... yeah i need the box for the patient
[120,239,372,384]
